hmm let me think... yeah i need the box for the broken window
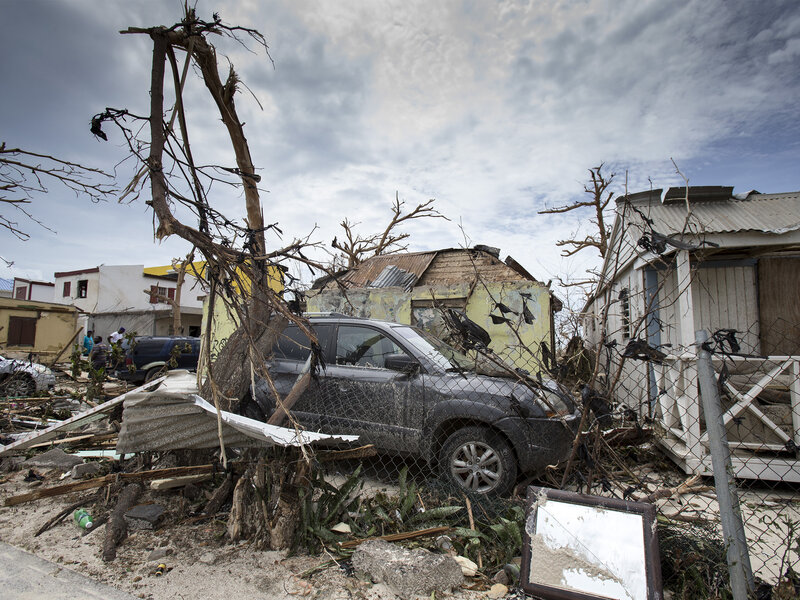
[8,316,36,346]
[149,285,171,304]
[62,281,71,297]
[77,279,88,299]
[15,286,27,300]
[336,325,404,368]
[273,324,333,362]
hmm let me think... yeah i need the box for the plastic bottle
[73,508,93,530]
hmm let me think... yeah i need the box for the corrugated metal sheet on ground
[341,251,438,287]
[628,191,800,235]
[116,371,358,453]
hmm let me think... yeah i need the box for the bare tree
[93,8,329,550]
[0,143,114,261]
[539,164,616,259]
[331,192,448,268]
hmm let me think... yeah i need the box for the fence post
[695,329,754,599]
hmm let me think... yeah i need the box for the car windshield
[393,326,473,371]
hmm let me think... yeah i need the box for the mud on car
[241,314,580,496]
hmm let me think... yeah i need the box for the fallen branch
[639,474,705,504]
[339,526,451,549]
[34,495,96,537]
[5,464,219,506]
[103,482,142,561]
[316,445,377,462]
[202,473,235,516]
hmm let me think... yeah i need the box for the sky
[1,0,799,298]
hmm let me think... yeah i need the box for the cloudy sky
[2,0,799,292]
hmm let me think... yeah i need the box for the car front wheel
[2,374,36,397]
[440,426,517,496]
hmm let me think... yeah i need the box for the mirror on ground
[521,486,662,600]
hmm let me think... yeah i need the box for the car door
[264,323,335,417]
[310,324,425,454]
[176,339,199,370]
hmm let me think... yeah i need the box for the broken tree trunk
[227,466,252,542]
[102,482,143,562]
[199,314,289,410]
[203,473,235,516]
[268,451,311,550]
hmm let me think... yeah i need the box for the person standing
[109,327,126,345]
[82,330,94,356]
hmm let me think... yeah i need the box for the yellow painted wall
[143,261,207,277]
[306,280,551,374]
[200,266,285,362]
[0,298,79,363]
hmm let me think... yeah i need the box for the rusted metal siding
[341,252,438,288]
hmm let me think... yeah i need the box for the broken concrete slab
[124,504,165,530]
[351,539,463,600]
[71,462,102,479]
[22,448,83,471]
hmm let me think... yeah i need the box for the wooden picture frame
[520,486,663,600]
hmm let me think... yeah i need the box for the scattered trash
[73,508,93,530]
[154,563,166,576]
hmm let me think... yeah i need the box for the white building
[53,264,206,340]
[12,277,55,302]
[583,186,800,482]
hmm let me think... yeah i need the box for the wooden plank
[150,474,212,490]
[759,257,800,356]
[339,526,450,549]
[4,464,217,506]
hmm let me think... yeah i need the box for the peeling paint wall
[307,280,552,374]
[0,298,79,362]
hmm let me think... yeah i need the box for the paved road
[0,542,138,599]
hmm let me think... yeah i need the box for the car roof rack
[303,312,362,319]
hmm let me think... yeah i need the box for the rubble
[22,448,83,471]
[124,503,165,530]
[352,539,464,599]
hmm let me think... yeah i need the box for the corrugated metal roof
[368,265,419,290]
[0,278,13,293]
[341,251,438,287]
[625,191,800,235]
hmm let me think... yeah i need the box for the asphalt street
[0,542,138,600]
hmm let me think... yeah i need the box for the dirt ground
[0,466,498,600]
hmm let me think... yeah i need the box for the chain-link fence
[591,318,800,598]
[248,307,799,598]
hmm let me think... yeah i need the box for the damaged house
[0,296,80,362]
[583,187,800,481]
[307,246,561,375]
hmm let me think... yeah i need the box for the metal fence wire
[246,311,799,598]
[590,317,800,598]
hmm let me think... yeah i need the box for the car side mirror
[384,353,419,374]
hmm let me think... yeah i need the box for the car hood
[427,371,574,416]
